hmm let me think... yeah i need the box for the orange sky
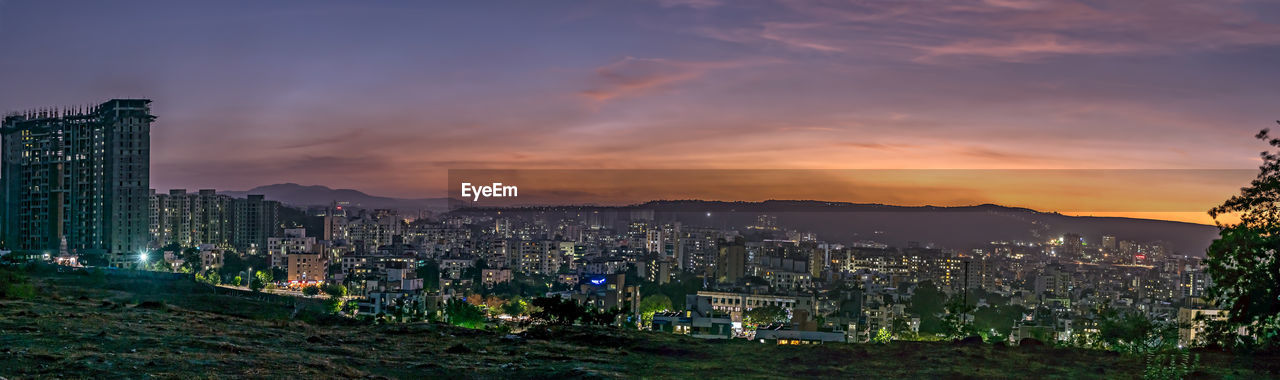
[449,169,1255,225]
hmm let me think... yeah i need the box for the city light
[2,1,1272,377]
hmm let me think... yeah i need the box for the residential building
[1,99,153,265]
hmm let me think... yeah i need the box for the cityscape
[2,1,1280,379]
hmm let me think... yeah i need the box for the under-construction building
[1,99,153,266]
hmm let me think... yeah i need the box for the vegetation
[529,297,620,326]
[323,283,347,298]
[638,294,672,325]
[415,259,440,291]
[502,296,528,317]
[744,305,789,326]
[940,296,977,340]
[1095,307,1179,354]
[1143,350,1200,380]
[1205,125,1280,349]
[0,266,35,300]
[908,281,947,334]
[3,267,1279,378]
[636,272,703,310]
[195,271,222,286]
[444,299,486,329]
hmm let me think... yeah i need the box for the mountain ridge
[229,183,1221,254]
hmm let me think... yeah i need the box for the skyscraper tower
[1,99,153,266]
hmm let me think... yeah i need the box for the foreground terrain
[2,269,1278,379]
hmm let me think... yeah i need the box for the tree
[250,276,265,292]
[256,270,274,284]
[180,247,201,273]
[324,296,345,314]
[302,285,321,297]
[638,294,673,326]
[196,271,221,286]
[343,299,360,315]
[873,327,893,344]
[909,281,947,335]
[891,316,917,341]
[1205,126,1280,348]
[323,283,347,298]
[416,260,440,291]
[483,295,504,312]
[531,297,587,326]
[1096,307,1179,353]
[250,270,271,292]
[584,307,621,326]
[744,305,789,327]
[445,299,486,328]
[940,296,977,339]
[972,304,1026,341]
[502,296,528,317]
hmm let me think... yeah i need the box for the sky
[1,0,1277,224]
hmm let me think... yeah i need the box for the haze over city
[2,0,1278,224]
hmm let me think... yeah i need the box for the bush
[324,296,345,314]
[0,268,36,300]
[323,283,347,298]
[1143,350,1199,380]
[3,283,36,300]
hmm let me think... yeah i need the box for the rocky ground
[2,270,1278,379]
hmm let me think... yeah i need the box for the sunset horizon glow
[2,0,1275,226]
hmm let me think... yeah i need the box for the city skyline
[2,1,1278,225]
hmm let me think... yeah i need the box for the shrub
[0,268,36,300]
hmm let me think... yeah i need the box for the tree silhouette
[1205,124,1280,348]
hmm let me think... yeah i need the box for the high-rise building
[715,240,746,283]
[1,99,153,266]
[151,189,233,248]
[1101,235,1117,251]
[150,189,278,252]
[233,194,279,255]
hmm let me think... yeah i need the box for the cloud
[910,34,1143,63]
[980,0,1050,11]
[832,142,917,150]
[279,129,366,149]
[689,0,1280,64]
[657,0,724,10]
[580,57,769,101]
[759,22,845,52]
[954,146,1049,163]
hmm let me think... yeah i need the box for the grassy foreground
[1,269,1278,379]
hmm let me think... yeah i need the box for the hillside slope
[2,270,1277,379]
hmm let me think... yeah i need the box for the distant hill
[230,185,1222,255]
[455,200,1223,256]
[223,183,449,214]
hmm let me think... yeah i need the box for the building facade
[1,99,153,265]
[150,189,279,252]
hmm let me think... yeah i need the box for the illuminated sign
[589,277,607,285]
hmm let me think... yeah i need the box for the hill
[219,184,1221,254]
[223,183,449,214]
[3,268,1275,379]
[456,200,1223,255]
